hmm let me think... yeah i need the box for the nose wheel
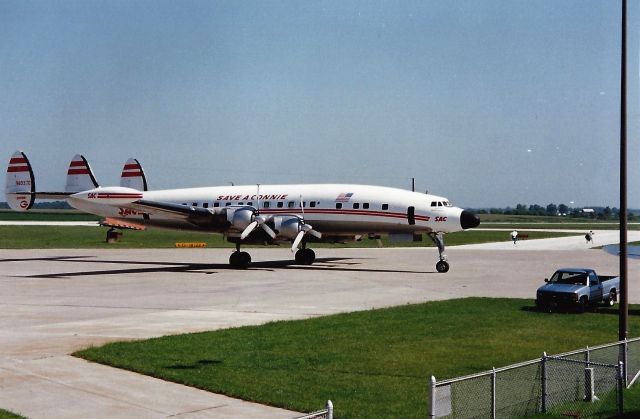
[436,260,450,273]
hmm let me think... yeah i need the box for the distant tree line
[470,204,638,221]
[0,201,73,210]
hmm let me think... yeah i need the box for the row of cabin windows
[184,201,390,211]
[185,201,320,209]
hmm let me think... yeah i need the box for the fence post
[617,361,624,417]
[541,352,547,413]
[584,368,595,402]
[326,400,333,419]
[429,376,436,419]
[585,345,590,367]
[491,367,496,419]
[624,338,629,386]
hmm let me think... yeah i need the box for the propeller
[241,215,276,240]
[290,195,322,251]
[240,184,277,240]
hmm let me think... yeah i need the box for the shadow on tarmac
[4,256,434,278]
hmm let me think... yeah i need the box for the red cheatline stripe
[68,169,90,175]
[7,166,29,172]
[96,194,143,199]
[123,164,140,170]
[121,172,143,177]
[69,160,87,167]
[9,157,27,164]
[259,208,432,221]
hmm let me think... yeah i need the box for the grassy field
[0,209,100,221]
[0,410,25,419]
[0,225,575,249]
[75,298,640,419]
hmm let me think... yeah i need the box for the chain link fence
[429,337,640,418]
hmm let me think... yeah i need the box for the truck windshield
[549,271,588,286]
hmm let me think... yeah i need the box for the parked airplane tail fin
[120,158,148,191]
[5,151,36,211]
[65,154,99,193]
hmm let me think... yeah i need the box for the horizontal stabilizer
[5,151,35,211]
[65,154,99,193]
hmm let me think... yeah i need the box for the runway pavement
[1,235,639,418]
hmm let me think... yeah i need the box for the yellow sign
[175,242,208,248]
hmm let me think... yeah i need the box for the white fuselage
[67,183,468,239]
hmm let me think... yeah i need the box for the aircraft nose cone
[460,210,480,229]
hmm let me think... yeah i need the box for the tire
[578,296,589,313]
[229,251,250,269]
[607,290,617,307]
[303,249,315,265]
[436,260,450,273]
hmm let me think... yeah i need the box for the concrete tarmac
[1,235,639,418]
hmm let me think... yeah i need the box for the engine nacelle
[227,207,255,230]
[273,215,302,239]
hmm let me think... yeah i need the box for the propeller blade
[291,230,305,252]
[261,223,277,239]
[240,220,258,240]
[309,229,322,239]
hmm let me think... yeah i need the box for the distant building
[582,208,595,214]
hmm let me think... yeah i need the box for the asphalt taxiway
[1,234,639,418]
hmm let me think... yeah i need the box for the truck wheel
[608,290,617,306]
[579,296,589,313]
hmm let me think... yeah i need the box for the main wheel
[229,251,251,269]
[302,248,315,265]
[295,249,316,265]
[435,260,449,273]
[607,290,617,306]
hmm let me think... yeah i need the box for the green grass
[0,410,26,419]
[0,225,576,249]
[75,298,640,419]
[0,210,100,221]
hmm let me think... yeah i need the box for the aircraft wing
[127,199,229,228]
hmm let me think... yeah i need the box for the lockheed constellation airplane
[5,151,480,271]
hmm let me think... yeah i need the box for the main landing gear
[229,243,251,269]
[228,244,317,268]
[428,232,450,273]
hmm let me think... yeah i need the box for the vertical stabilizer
[5,151,35,211]
[119,158,148,191]
[65,154,99,193]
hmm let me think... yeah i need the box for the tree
[546,203,558,216]
[558,204,568,214]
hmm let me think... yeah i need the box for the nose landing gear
[429,232,450,273]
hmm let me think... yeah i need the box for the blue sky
[1,1,638,208]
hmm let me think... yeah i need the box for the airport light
[619,0,629,342]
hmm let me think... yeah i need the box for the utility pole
[619,0,628,341]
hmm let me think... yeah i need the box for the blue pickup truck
[536,268,619,312]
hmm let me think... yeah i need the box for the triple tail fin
[119,158,148,191]
[5,151,36,211]
[65,154,99,193]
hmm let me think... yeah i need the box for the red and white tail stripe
[5,151,35,211]
[120,158,147,191]
[65,154,99,193]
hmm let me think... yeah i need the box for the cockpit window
[444,201,451,206]
[437,202,443,207]
[431,201,437,207]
